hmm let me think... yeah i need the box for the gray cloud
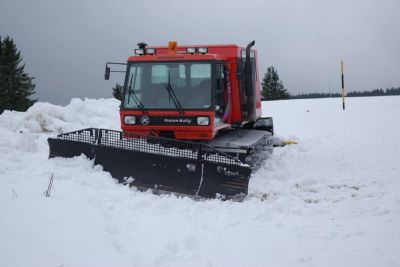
[1,0,399,104]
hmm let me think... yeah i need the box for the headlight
[124,116,136,124]
[197,116,209,126]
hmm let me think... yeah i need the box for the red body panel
[120,110,230,140]
[120,43,262,140]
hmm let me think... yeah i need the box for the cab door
[214,64,230,124]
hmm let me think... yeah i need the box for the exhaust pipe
[244,40,256,120]
[245,40,255,95]
[246,40,255,64]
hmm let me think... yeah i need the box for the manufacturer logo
[140,116,150,125]
[163,118,192,124]
[158,56,185,60]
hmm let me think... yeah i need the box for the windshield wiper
[164,71,185,115]
[127,72,147,114]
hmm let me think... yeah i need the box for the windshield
[123,62,212,109]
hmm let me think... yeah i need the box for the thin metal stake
[44,174,54,197]
[195,163,205,198]
[341,60,346,110]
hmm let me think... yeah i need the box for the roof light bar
[186,47,196,54]
[198,47,208,54]
[135,48,145,55]
[146,48,156,55]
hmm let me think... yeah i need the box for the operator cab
[105,41,259,140]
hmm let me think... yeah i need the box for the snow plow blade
[48,128,252,199]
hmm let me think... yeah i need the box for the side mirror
[104,66,110,80]
[104,61,127,80]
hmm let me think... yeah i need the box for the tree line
[289,87,400,99]
[260,65,400,100]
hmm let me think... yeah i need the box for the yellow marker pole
[341,60,345,110]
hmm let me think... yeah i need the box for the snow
[1,96,400,267]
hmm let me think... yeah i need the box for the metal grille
[56,128,243,166]
[57,128,98,144]
[100,129,198,160]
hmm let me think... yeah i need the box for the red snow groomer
[48,41,273,199]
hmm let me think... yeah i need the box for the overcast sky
[1,0,399,105]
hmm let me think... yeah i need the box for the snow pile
[1,96,400,267]
[0,98,120,153]
[1,97,120,134]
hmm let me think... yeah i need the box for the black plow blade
[48,128,251,199]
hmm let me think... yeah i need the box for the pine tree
[0,36,36,113]
[261,66,289,100]
[112,83,123,101]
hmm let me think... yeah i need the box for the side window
[216,65,225,92]
[241,50,256,83]
[215,64,226,117]
[239,49,257,119]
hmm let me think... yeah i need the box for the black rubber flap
[94,145,251,198]
[48,138,95,159]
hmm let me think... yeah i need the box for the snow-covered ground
[1,96,399,267]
